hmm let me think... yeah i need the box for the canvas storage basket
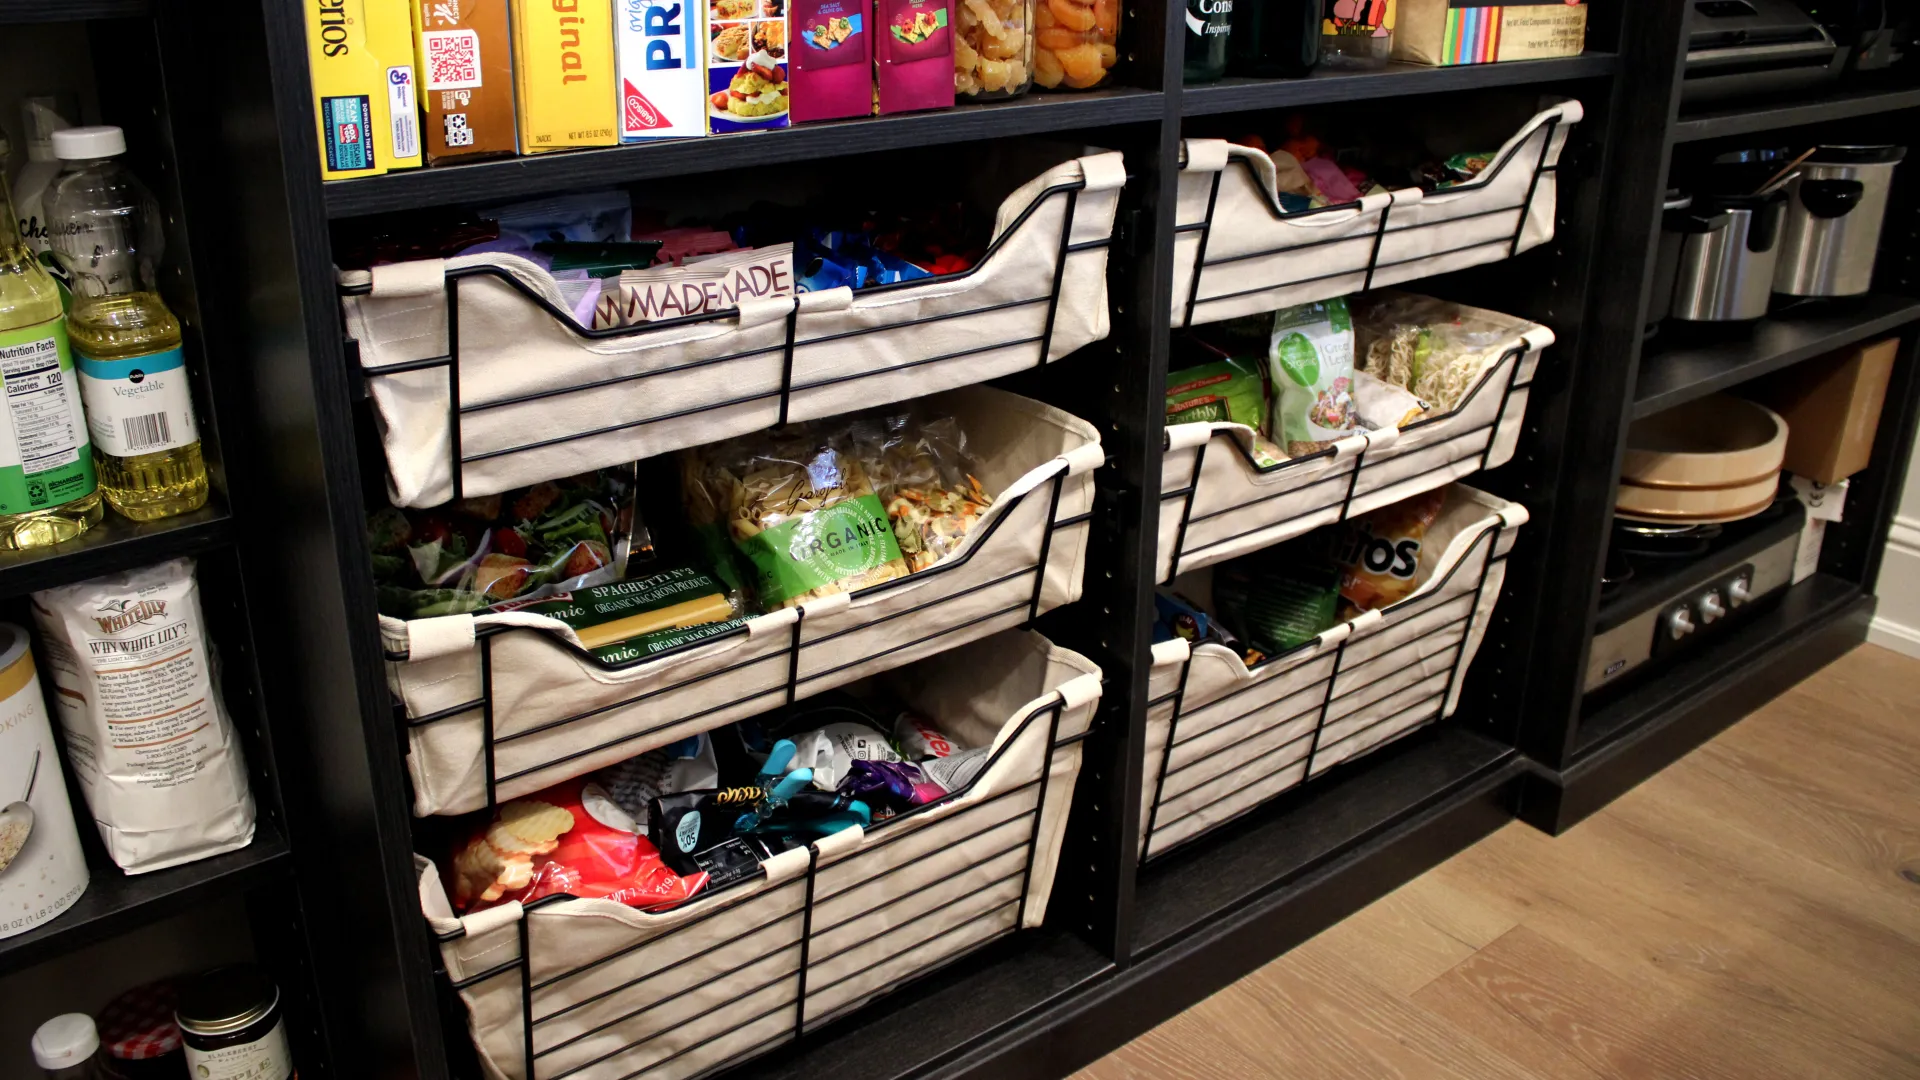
[1157,316,1551,582]
[1170,100,1581,329]
[385,387,1100,817]
[1138,485,1525,861]
[342,147,1126,508]
[416,630,1101,1080]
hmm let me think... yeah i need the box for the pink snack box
[874,0,952,115]
[789,0,872,121]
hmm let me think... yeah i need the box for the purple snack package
[843,759,924,812]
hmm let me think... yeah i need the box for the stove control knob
[1667,607,1695,640]
[1728,577,1752,606]
[1699,592,1726,625]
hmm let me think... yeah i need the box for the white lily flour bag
[31,557,255,873]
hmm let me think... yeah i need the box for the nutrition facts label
[0,330,83,474]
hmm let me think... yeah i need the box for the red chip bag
[449,778,708,912]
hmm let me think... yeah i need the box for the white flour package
[32,557,255,873]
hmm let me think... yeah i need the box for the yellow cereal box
[512,0,620,152]
[307,0,424,179]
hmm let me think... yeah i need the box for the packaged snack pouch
[789,0,871,121]
[1269,297,1360,457]
[367,467,641,619]
[1332,487,1447,616]
[447,778,708,911]
[875,0,954,113]
[1212,534,1343,657]
[1166,354,1284,466]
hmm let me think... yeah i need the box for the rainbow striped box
[1392,0,1586,66]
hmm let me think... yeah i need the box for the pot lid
[1809,144,1907,165]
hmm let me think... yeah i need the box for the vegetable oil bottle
[0,148,101,548]
[46,126,207,521]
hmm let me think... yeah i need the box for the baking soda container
[0,623,90,940]
[45,126,208,522]
[0,158,102,548]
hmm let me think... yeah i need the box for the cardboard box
[616,0,709,139]
[1392,0,1588,67]
[706,0,790,133]
[307,0,424,179]
[513,0,620,152]
[1754,337,1899,485]
[874,0,951,115]
[788,0,870,122]
[412,0,519,162]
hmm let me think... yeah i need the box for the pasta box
[707,0,790,133]
[1392,0,1588,66]
[789,0,871,122]
[512,0,620,151]
[875,0,952,115]
[617,0,709,139]
[411,0,519,162]
[306,0,422,179]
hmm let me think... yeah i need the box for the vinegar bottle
[0,151,101,548]
[45,126,208,521]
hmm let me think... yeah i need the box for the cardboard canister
[0,622,88,939]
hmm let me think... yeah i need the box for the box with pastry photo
[707,0,790,132]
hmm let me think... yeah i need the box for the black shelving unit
[0,0,145,22]
[9,1,1895,1078]
[0,502,230,599]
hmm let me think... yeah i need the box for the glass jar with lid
[175,967,296,1080]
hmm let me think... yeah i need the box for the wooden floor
[1076,644,1920,1080]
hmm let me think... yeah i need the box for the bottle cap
[31,1013,101,1070]
[52,125,125,161]
[21,94,77,163]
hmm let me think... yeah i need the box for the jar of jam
[98,981,186,1080]
[174,967,295,1080]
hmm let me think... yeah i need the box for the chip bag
[1332,488,1448,617]
[447,778,708,912]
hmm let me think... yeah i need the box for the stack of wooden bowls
[1617,394,1788,524]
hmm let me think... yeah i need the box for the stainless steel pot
[1773,144,1907,298]
[1670,190,1787,323]
[1648,189,1695,333]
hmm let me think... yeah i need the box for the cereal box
[874,0,951,115]
[788,0,869,122]
[1391,0,1588,66]
[512,0,620,152]
[706,0,789,132]
[616,0,708,140]
[412,0,519,161]
[307,0,423,179]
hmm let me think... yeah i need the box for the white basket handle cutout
[370,259,449,298]
[1080,151,1128,192]
[1181,139,1231,173]
[406,614,477,661]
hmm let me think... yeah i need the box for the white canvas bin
[342,149,1125,508]
[1157,317,1551,582]
[1170,100,1581,329]
[1138,485,1525,861]
[385,387,1100,817]
[416,630,1101,1080]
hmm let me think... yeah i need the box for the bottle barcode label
[121,412,172,451]
[76,346,198,458]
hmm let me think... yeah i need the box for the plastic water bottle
[45,125,208,521]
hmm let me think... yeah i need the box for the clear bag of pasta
[956,0,1036,99]
[1349,292,1535,414]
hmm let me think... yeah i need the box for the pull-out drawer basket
[1139,486,1525,862]
[1171,101,1580,329]
[417,631,1101,1080]
[385,388,1100,817]
[1158,318,1551,583]
[344,147,1125,507]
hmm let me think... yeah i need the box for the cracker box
[616,0,709,140]
[874,0,952,115]
[307,0,423,179]
[512,0,620,152]
[706,0,790,132]
[1391,0,1588,66]
[789,0,870,122]
[412,0,519,161]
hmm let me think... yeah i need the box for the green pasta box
[1391,0,1587,66]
